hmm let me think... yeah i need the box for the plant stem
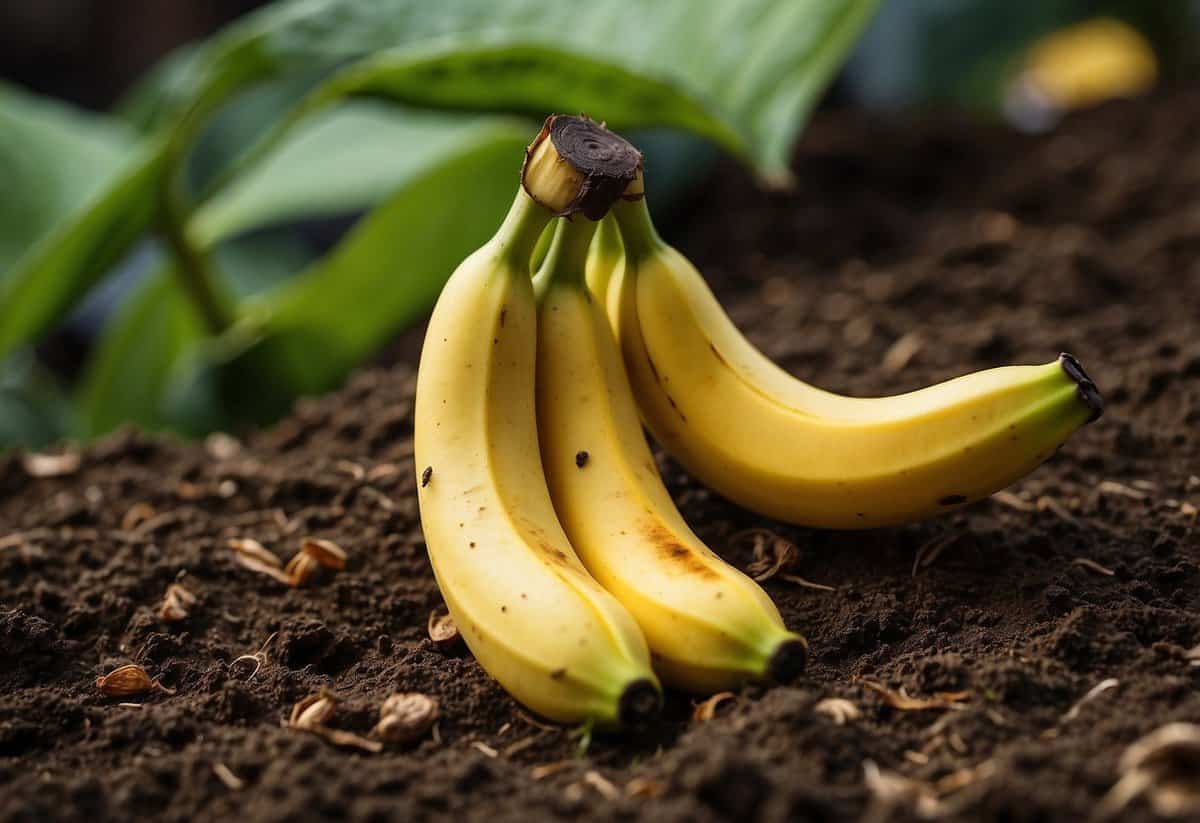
[157,175,234,335]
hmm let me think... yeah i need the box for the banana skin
[536,218,807,693]
[605,195,1103,529]
[415,189,660,726]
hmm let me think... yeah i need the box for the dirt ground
[3,90,1200,822]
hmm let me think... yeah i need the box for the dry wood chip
[1062,678,1120,722]
[991,490,1036,512]
[584,770,621,801]
[1097,480,1147,500]
[862,681,969,712]
[692,692,736,723]
[302,538,347,570]
[1098,723,1200,818]
[212,762,245,791]
[530,762,574,781]
[428,610,461,651]
[373,693,438,745]
[158,583,197,623]
[625,777,665,799]
[814,697,862,725]
[471,741,499,758]
[96,664,175,697]
[22,451,81,478]
[1071,557,1115,576]
[503,736,539,758]
[121,502,158,532]
[882,332,924,373]
[228,538,293,585]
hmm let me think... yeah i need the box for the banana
[536,217,807,693]
[604,192,1104,529]
[414,187,660,726]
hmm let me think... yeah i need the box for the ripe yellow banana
[536,217,808,693]
[414,187,660,726]
[603,193,1104,529]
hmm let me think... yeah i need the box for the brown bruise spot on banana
[421,466,433,488]
[939,494,968,506]
[499,307,507,327]
[575,450,589,468]
[549,668,567,680]
[665,393,688,423]
[640,520,718,579]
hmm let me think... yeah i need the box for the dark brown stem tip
[522,114,642,221]
[766,638,809,684]
[617,678,662,727]
[1059,353,1104,423]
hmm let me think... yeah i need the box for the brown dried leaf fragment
[735,528,796,581]
[692,692,736,723]
[22,450,81,478]
[285,688,382,752]
[625,777,665,798]
[96,664,175,697]
[428,609,461,651]
[158,583,197,623]
[373,693,439,745]
[530,762,574,781]
[862,681,969,712]
[302,538,347,570]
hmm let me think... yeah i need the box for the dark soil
[3,90,1200,823]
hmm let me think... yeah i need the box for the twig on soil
[625,777,665,798]
[1062,678,1119,723]
[334,460,365,481]
[912,532,961,576]
[471,741,499,758]
[515,708,561,733]
[583,771,621,801]
[1071,557,1115,577]
[1097,480,1147,500]
[1096,723,1200,819]
[779,574,837,592]
[1036,495,1081,526]
[503,736,540,757]
[991,491,1036,512]
[530,762,574,780]
[230,632,277,680]
[882,332,924,374]
[862,681,970,712]
[212,762,245,791]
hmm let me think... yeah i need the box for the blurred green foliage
[0,0,881,449]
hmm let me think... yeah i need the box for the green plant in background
[0,0,882,449]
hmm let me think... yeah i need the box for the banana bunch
[414,114,1102,727]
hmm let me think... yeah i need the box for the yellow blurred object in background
[1022,18,1158,110]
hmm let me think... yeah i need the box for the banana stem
[539,218,600,288]
[611,196,664,262]
[493,189,555,268]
